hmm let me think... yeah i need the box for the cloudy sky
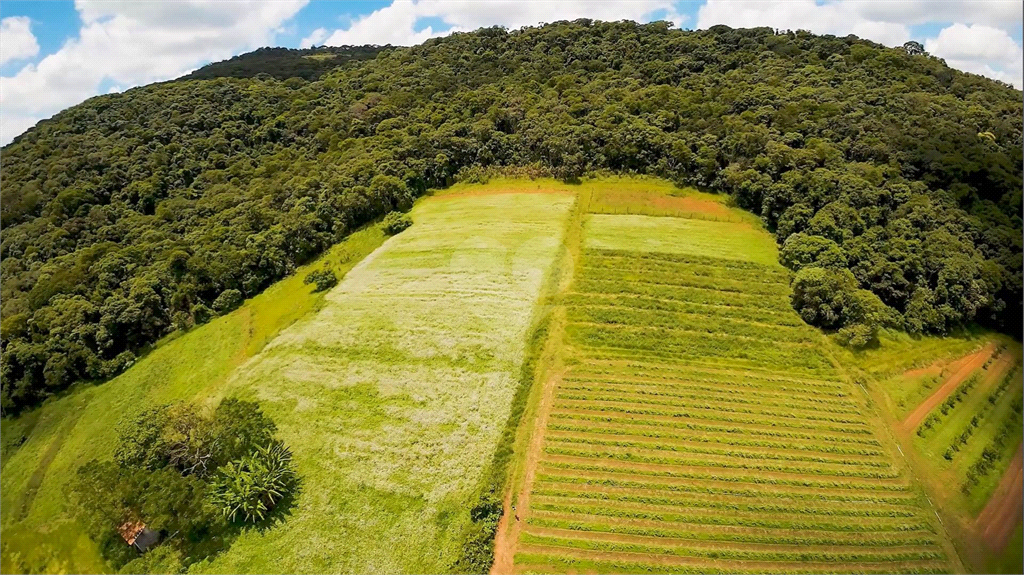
[1,0,1021,145]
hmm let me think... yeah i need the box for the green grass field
[510,205,955,574]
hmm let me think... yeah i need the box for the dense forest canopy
[177,45,387,81]
[1,21,1021,414]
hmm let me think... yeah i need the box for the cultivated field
[201,192,574,572]
[505,209,956,574]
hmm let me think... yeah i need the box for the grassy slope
[199,191,574,573]
[0,226,387,575]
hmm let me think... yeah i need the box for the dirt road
[976,444,1024,552]
[902,344,995,431]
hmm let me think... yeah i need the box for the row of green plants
[575,278,791,312]
[534,473,919,504]
[570,325,833,372]
[548,411,880,444]
[528,503,932,533]
[556,388,864,423]
[558,383,860,417]
[916,372,981,437]
[583,250,791,281]
[553,398,873,436]
[563,292,807,327]
[545,435,887,467]
[581,267,792,297]
[543,445,900,480]
[527,515,939,549]
[560,377,857,410]
[518,532,944,563]
[532,488,916,518]
[962,395,1024,494]
[540,460,914,493]
[568,306,815,343]
[565,365,848,394]
[942,365,1019,460]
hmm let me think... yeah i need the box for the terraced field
[508,214,954,574]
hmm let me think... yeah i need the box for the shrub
[191,303,214,325]
[382,211,412,235]
[303,269,338,292]
[212,289,243,313]
[210,441,296,522]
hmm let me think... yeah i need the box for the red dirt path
[976,444,1024,552]
[901,343,995,431]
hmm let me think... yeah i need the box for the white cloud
[926,23,1024,87]
[1,16,40,65]
[321,0,685,47]
[300,27,329,48]
[1,0,307,145]
[697,0,1024,88]
[697,0,911,46]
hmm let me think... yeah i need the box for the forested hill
[177,45,387,81]
[1,21,1021,414]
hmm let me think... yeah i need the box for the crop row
[545,434,887,467]
[569,325,834,372]
[531,489,918,518]
[949,365,1024,459]
[563,292,808,327]
[513,551,950,575]
[547,423,882,456]
[917,372,980,437]
[962,395,1024,494]
[543,447,900,479]
[555,389,865,423]
[534,475,919,507]
[518,532,944,563]
[566,364,848,396]
[568,305,815,343]
[580,266,792,297]
[548,411,881,445]
[552,401,873,436]
[527,515,939,548]
[538,460,913,492]
[529,502,932,533]
[584,248,789,276]
[560,378,858,411]
[573,278,793,312]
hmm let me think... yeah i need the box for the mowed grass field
[508,211,956,574]
[196,192,575,573]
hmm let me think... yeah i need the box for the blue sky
[1,1,1021,145]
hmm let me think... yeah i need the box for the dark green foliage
[212,289,243,313]
[209,442,295,523]
[2,21,1021,413]
[73,399,292,567]
[780,233,847,271]
[178,45,386,81]
[381,211,413,235]
[303,269,338,292]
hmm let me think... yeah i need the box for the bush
[209,442,295,522]
[303,269,338,292]
[191,303,214,325]
[212,289,243,313]
[382,211,412,235]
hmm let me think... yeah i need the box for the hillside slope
[2,21,1021,414]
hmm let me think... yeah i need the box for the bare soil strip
[975,443,1023,552]
[901,343,996,431]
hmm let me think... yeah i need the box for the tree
[303,269,338,292]
[209,442,295,522]
[381,211,412,235]
[902,41,926,56]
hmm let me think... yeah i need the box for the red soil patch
[976,444,1023,552]
[592,190,734,219]
[901,343,996,431]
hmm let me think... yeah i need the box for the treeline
[178,45,386,81]
[2,21,1021,413]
